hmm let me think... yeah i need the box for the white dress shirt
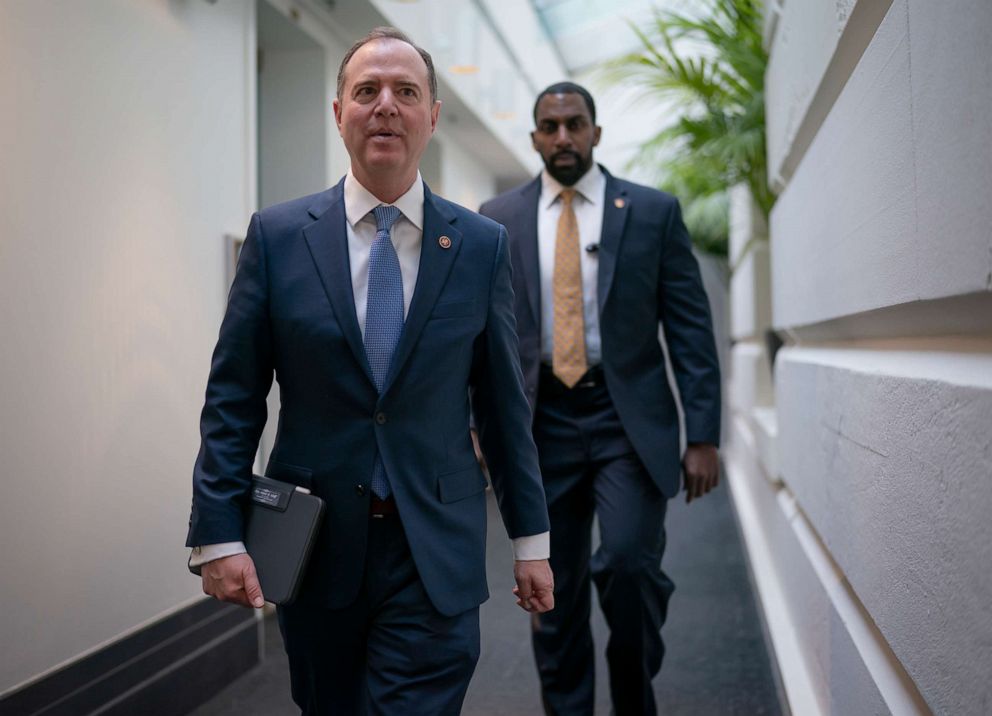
[191,170,548,569]
[538,165,605,365]
[346,169,423,332]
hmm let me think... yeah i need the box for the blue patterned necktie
[365,204,403,499]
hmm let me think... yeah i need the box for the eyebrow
[352,75,423,88]
[539,114,587,124]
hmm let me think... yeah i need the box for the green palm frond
[600,0,772,256]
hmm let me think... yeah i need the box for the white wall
[0,0,255,694]
[257,46,328,207]
[434,132,498,210]
[259,0,350,189]
[727,0,992,713]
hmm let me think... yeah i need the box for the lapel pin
[438,235,452,249]
[614,198,626,209]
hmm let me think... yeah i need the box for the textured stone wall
[727,1,992,713]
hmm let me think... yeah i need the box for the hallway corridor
[192,481,783,715]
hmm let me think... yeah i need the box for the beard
[544,149,592,187]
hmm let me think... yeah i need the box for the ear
[530,131,538,151]
[592,125,602,147]
[430,100,441,133]
[333,98,343,135]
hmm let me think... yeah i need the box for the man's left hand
[512,559,554,613]
[683,443,719,504]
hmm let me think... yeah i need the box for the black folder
[190,475,325,606]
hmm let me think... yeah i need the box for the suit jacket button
[375,412,387,425]
[355,484,366,496]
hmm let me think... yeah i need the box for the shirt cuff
[189,541,247,568]
[512,532,550,561]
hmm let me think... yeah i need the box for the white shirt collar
[540,164,604,209]
[344,169,425,231]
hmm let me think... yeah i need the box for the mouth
[552,151,580,166]
[370,129,402,141]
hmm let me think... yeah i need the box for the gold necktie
[552,189,588,388]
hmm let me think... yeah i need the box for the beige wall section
[776,347,992,714]
[765,0,895,189]
[434,133,498,211]
[770,0,992,333]
[257,42,328,207]
[0,0,255,694]
[728,0,992,713]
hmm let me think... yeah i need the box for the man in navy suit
[479,82,721,716]
[186,28,554,715]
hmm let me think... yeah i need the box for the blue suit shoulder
[430,192,505,243]
[254,189,331,232]
[479,169,679,215]
[478,178,538,217]
[612,176,679,212]
[261,190,327,216]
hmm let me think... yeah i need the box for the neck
[352,167,418,205]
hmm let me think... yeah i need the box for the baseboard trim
[724,435,822,716]
[1,598,260,716]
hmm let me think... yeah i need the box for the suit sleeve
[657,199,722,446]
[186,213,274,546]
[471,226,550,539]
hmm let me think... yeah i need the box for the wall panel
[0,0,254,693]
[777,347,992,713]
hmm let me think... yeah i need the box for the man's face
[334,38,440,191]
[531,93,601,186]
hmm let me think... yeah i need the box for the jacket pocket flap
[264,459,313,489]
[437,466,488,504]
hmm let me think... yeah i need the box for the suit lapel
[515,177,542,330]
[597,168,630,314]
[382,184,462,394]
[302,178,376,387]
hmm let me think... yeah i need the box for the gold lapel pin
[438,235,452,249]
[614,198,626,209]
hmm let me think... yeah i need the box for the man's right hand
[201,553,265,608]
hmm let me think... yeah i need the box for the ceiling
[531,0,683,73]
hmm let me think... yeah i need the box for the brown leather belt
[370,495,398,518]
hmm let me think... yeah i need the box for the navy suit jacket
[187,178,549,616]
[479,167,721,498]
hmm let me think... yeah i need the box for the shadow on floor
[192,483,783,715]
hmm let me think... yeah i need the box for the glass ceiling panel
[531,0,685,72]
[534,0,642,36]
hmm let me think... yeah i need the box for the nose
[554,124,572,148]
[374,88,399,117]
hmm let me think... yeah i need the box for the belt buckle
[370,495,396,518]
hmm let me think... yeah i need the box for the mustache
[551,150,582,162]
